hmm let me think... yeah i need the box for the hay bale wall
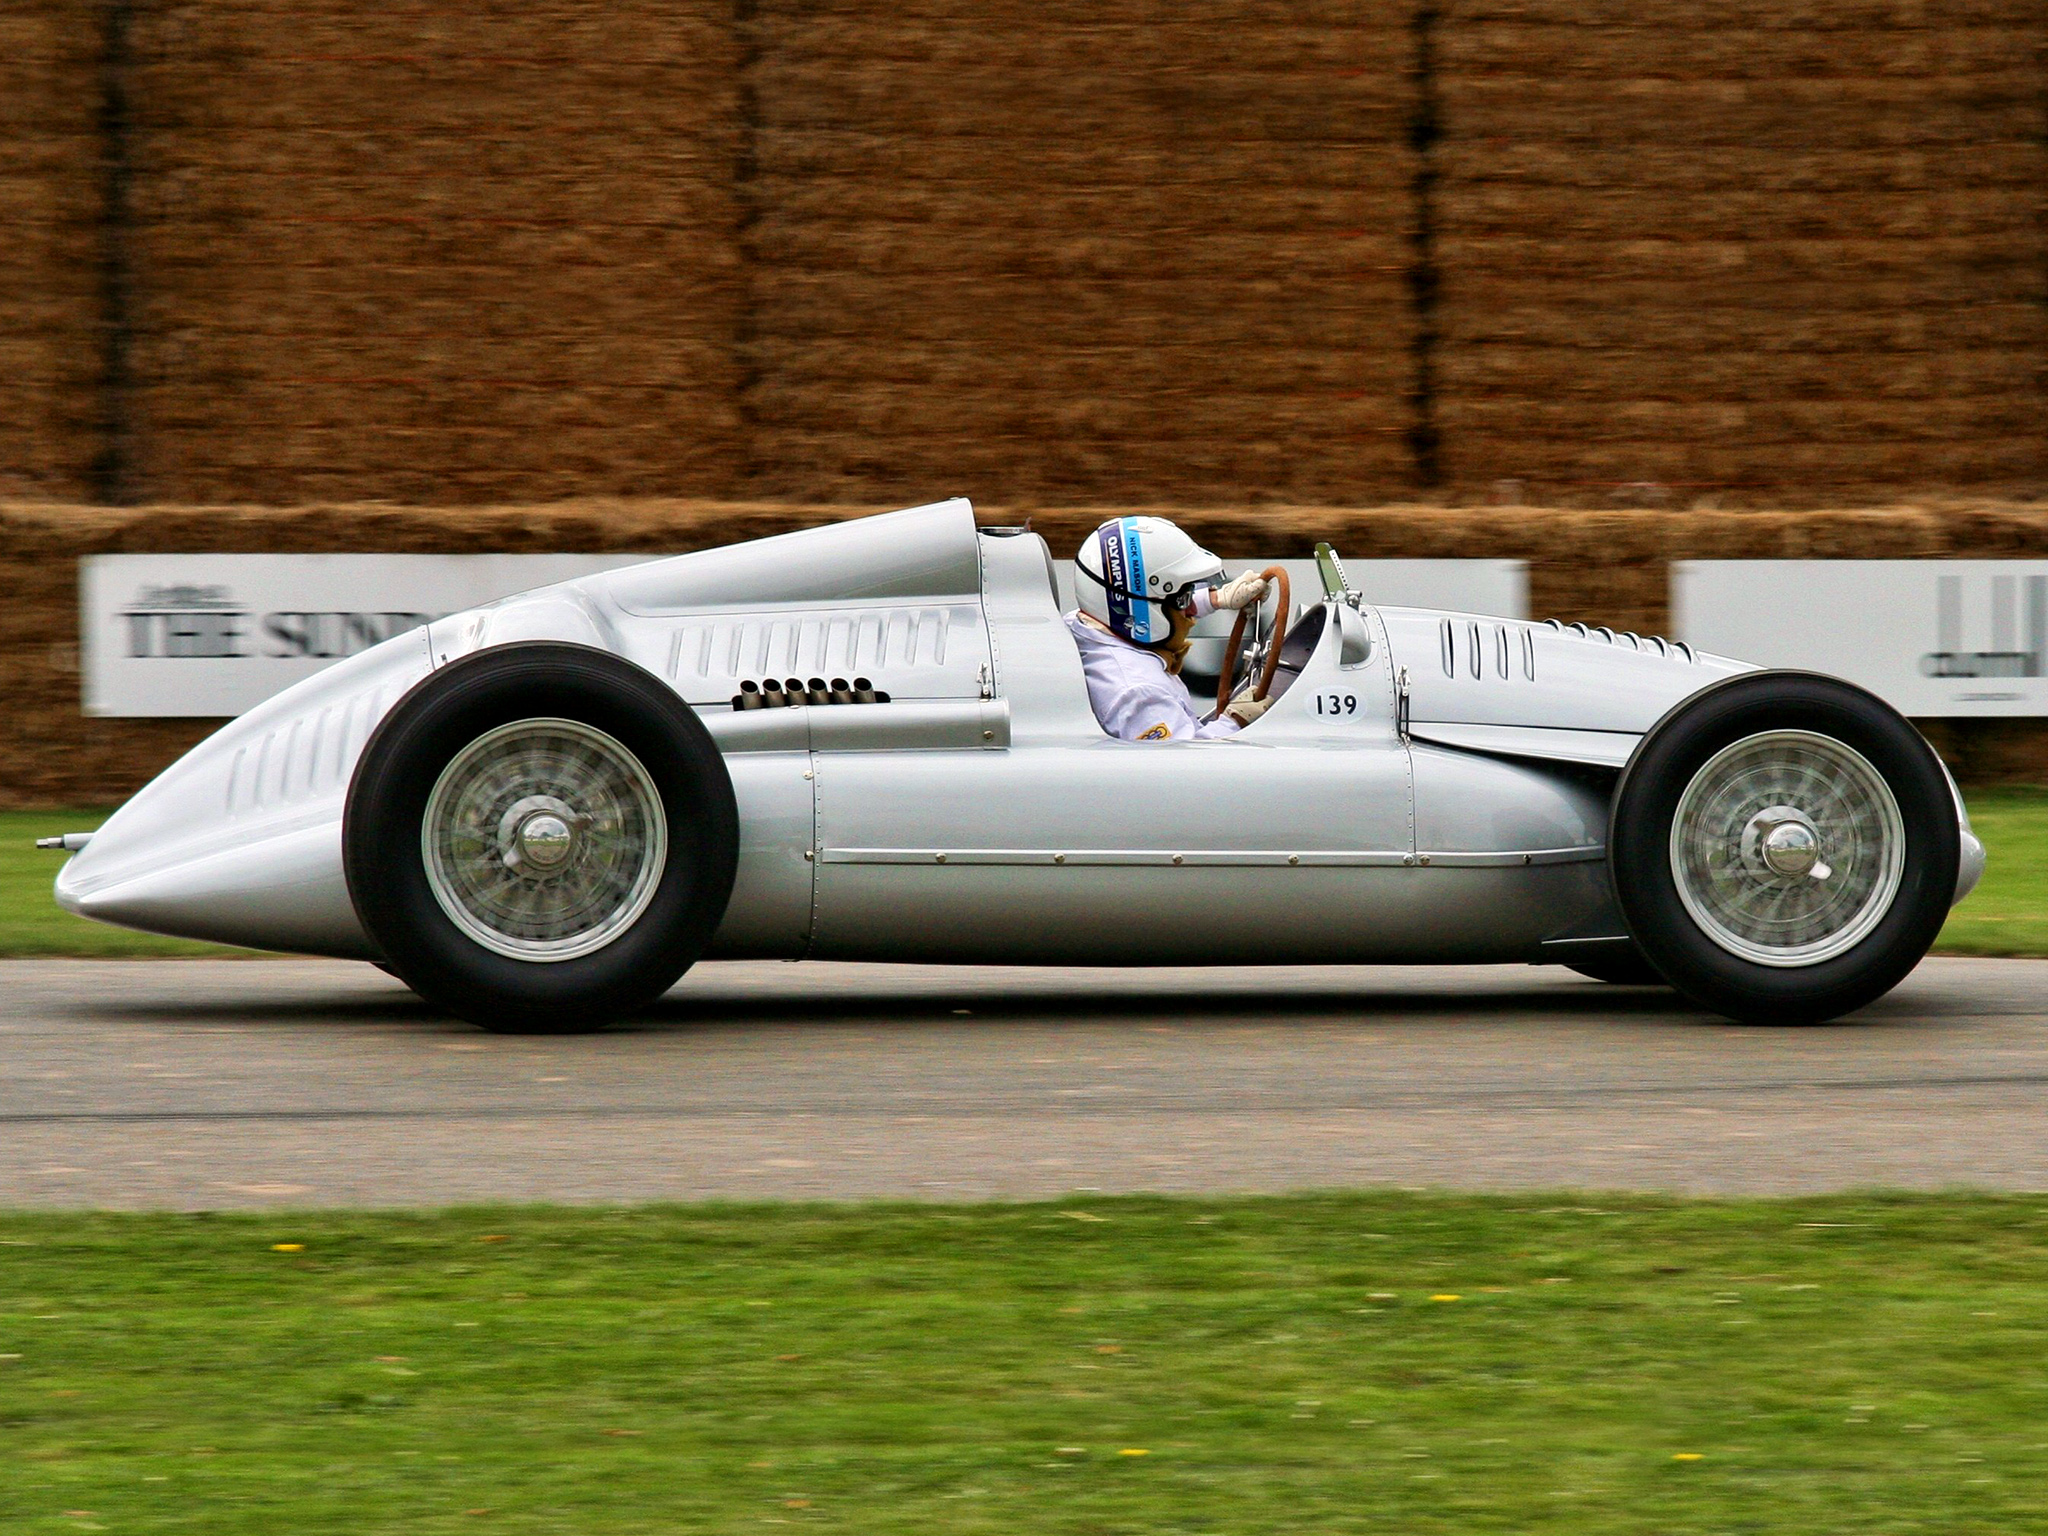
[4,498,2044,805]
[124,0,746,504]
[742,0,1419,505]
[1433,0,2048,505]
[0,0,101,502]
[2,2,2045,506]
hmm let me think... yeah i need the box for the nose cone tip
[53,868,89,917]
[51,821,129,916]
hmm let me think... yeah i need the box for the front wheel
[1610,673,1958,1025]
[345,644,739,1032]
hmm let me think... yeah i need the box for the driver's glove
[1210,572,1270,611]
[1223,694,1271,728]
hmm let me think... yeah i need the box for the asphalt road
[1,956,2044,1208]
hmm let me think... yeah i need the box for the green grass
[0,811,239,956]
[2,1193,2045,1533]
[4,790,2043,959]
[1935,787,2048,958]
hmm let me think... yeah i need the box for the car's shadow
[69,973,1880,1032]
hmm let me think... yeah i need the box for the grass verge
[0,811,238,956]
[3,791,2043,960]
[1933,787,2048,957]
[2,1193,2046,1533]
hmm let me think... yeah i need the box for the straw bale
[1434,291,2041,353]
[148,329,740,382]
[134,377,738,434]
[133,1,733,60]
[760,15,1398,72]
[754,131,1409,191]
[127,283,745,346]
[1438,346,2044,402]
[1437,20,2041,79]
[746,280,1411,352]
[1435,394,2043,441]
[1441,0,2041,32]
[745,439,1416,507]
[1433,425,2048,487]
[1430,0,2044,507]
[1436,186,2038,243]
[755,182,1408,234]
[137,133,736,187]
[750,383,1404,440]
[0,338,96,387]
[132,70,731,140]
[1431,233,2040,287]
[1432,143,2048,194]
[0,0,100,501]
[1436,270,2042,321]
[756,0,1398,29]
[127,0,746,502]
[756,339,1411,395]
[751,288,1410,355]
[754,62,1411,141]
[748,225,1407,284]
[132,167,742,224]
[132,216,740,274]
[744,0,1419,506]
[1439,78,2040,149]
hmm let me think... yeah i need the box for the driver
[1068,516,1271,741]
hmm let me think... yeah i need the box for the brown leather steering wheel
[1214,566,1291,710]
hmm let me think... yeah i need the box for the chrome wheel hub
[422,719,667,962]
[515,813,574,869]
[1669,731,1904,968]
[1743,805,1830,881]
[496,795,581,872]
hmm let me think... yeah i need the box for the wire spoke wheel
[421,717,668,962]
[1668,729,1905,968]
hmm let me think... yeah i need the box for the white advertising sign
[1672,560,2048,717]
[82,554,650,717]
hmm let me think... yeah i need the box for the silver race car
[51,499,1983,1029]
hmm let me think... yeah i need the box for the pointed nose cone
[54,628,435,956]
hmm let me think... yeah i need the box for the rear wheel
[345,644,738,1032]
[1610,673,1957,1024]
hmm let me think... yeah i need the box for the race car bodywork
[54,498,1984,1027]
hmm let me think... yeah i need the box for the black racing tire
[1610,672,1957,1026]
[344,643,739,1032]
[1563,944,1667,986]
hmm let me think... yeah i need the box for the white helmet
[1074,516,1224,646]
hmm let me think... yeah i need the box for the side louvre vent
[669,605,973,681]
[1441,619,1538,683]
[1540,617,1694,662]
[226,684,392,816]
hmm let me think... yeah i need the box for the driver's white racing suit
[1065,610,1243,742]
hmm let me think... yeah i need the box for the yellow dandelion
[1118,1448,1150,1457]
[271,1243,304,1253]
[1673,1452,1703,1461]
[1428,1293,1460,1302]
